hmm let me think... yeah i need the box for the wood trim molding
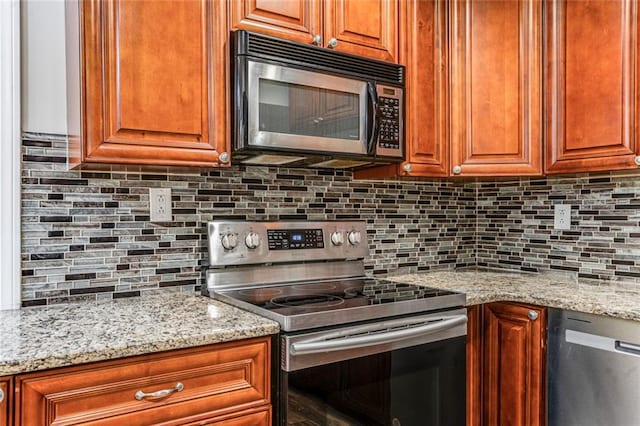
[0,0,21,310]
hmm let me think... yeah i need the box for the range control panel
[267,229,324,250]
[207,221,368,267]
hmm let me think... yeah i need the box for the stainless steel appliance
[205,221,467,425]
[548,309,640,426]
[231,30,405,169]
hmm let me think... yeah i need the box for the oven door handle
[290,314,467,355]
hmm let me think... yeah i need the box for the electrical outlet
[149,188,172,222]
[554,204,571,230]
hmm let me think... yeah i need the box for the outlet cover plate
[149,188,172,222]
[554,204,571,230]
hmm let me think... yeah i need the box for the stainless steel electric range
[205,221,467,426]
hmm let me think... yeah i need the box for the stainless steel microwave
[231,30,405,169]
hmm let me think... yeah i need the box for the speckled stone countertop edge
[388,271,640,323]
[0,324,279,376]
[0,293,280,376]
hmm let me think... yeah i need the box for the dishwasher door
[548,309,640,426]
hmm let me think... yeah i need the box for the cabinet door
[324,0,398,62]
[230,0,322,45]
[483,303,546,426]
[0,377,11,426]
[400,0,448,177]
[546,0,640,174]
[450,0,542,176]
[353,0,446,180]
[71,0,228,167]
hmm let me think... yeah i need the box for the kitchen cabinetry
[358,0,543,180]
[545,0,640,174]
[467,303,546,426]
[449,0,542,176]
[0,377,11,426]
[67,0,229,167]
[15,337,271,425]
[354,0,448,179]
[230,0,398,63]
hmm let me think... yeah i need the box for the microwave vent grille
[243,32,404,85]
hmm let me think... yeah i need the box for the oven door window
[282,336,466,426]
[247,60,370,155]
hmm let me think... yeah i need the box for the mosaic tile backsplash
[475,174,640,283]
[22,134,640,306]
[21,135,476,306]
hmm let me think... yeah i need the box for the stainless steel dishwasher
[548,309,640,426]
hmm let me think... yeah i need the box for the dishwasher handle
[290,314,467,355]
[615,340,640,356]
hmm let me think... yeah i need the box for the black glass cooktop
[214,278,465,331]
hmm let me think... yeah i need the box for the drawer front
[181,406,271,426]
[17,337,270,426]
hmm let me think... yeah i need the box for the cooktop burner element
[268,294,345,309]
[205,221,465,331]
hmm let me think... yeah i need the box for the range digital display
[267,229,324,250]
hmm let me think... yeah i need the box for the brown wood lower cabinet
[0,377,11,426]
[15,337,271,426]
[467,302,546,426]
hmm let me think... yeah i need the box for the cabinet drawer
[16,337,270,426]
[182,406,271,425]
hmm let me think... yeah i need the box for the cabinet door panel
[74,0,228,167]
[450,0,542,176]
[230,0,321,44]
[354,0,446,179]
[0,377,11,426]
[400,0,448,176]
[324,0,398,62]
[483,303,545,426]
[546,0,639,173]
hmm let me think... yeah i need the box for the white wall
[21,0,67,135]
[0,0,22,310]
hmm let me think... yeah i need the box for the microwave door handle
[366,82,379,155]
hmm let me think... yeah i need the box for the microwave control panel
[376,85,403,158]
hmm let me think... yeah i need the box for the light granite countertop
[0,293,279,376]
[389,270,640,322]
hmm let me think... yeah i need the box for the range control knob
[221,233,238,250]
[245,232,261,249]
[331,231,344,246]
[348,230,362,245]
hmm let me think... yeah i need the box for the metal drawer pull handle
[528,310,539,321]
[0,388,4,403]
[135,382,184,401]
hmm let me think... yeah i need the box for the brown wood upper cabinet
[354,0,447,179]
[230,0,398,63]
[467,302,546,426]
[450,0,543,177]
[67,0,229,167]
[545,0,640,174]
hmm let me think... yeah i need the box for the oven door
[278,309,467,426]
[244,60,375,157]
